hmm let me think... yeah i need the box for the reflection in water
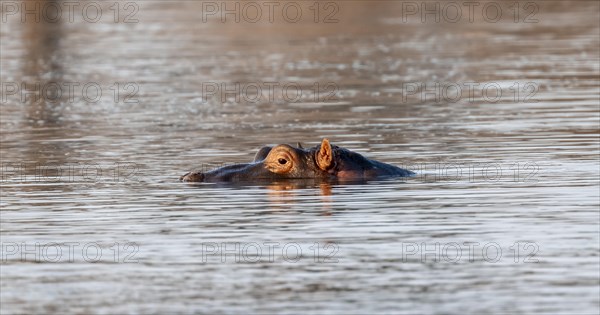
[16,0,75,192]
[266,181,334,214]
[22,0,63,125]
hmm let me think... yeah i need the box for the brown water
[1,1,599,314]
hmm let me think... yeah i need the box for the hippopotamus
[180,138,414,183]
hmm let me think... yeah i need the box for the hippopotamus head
[180,138,414,183]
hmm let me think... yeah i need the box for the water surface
[1,1,599,314]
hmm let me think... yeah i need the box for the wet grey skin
[180,138,415,183]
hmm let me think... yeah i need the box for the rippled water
[1,1,599,314]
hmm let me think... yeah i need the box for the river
[1,1,599,314]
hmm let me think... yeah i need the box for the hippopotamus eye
[278,158,288,165]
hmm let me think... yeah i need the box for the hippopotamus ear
[316,138,333,170]
[253,146,272,162]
